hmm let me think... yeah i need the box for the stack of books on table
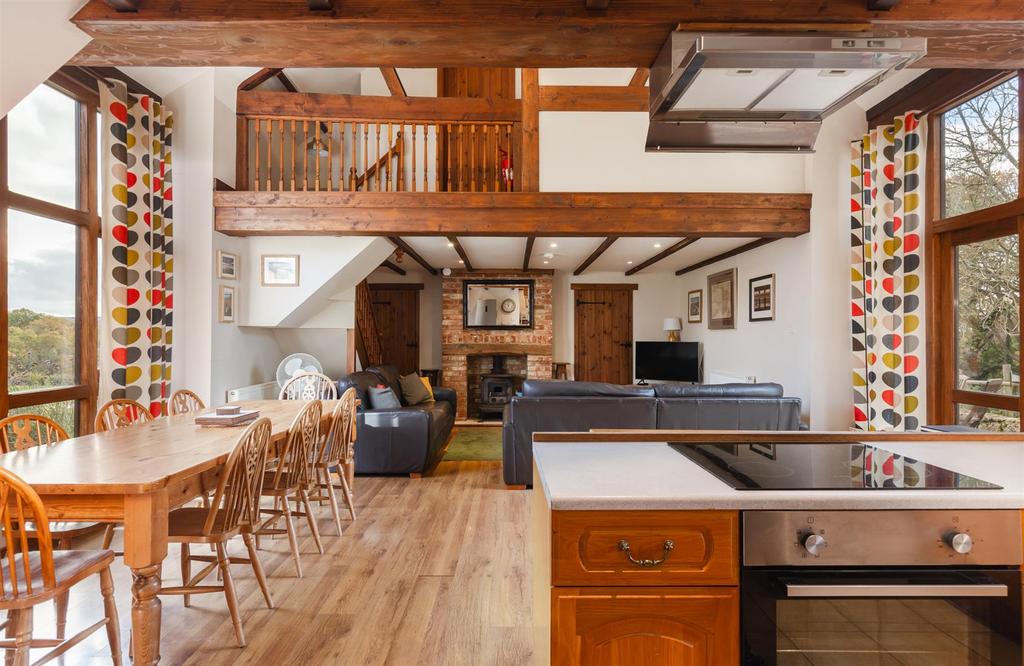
[195,405,260,427]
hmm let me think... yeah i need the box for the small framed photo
[687,289,703,324]
[219,285,235,323]
[261,254,300,287]
[749,273,776,322]
[217,250,238,279]
[707,268,737,330]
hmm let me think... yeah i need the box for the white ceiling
[388,235,760,276]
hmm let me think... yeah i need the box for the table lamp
[663,317,682,342]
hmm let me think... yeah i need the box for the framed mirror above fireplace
[463,279,534,329]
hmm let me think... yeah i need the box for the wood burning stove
[477,356,524,420]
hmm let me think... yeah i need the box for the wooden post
[235,116,249,191]
[520,68,540,192]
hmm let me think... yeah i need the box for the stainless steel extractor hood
[646,32,927,153]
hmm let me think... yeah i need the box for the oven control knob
[947,532,973,555]
[803,533,827,556]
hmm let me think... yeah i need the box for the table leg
[123,492,168,665]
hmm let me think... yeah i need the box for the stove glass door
[742,568,1022,665]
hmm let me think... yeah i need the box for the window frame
[926,70,1024,430]
[0,71,100,435]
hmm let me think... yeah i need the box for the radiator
[706,370,757,384]
[226,381,279,403]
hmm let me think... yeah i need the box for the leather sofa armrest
[432,386,457,413]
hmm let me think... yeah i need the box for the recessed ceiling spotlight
[543,252,555,259]
[447,241,454,247]
[549,242,558,248]
[543,260,550,265]
[653,243,662,248]
[458,259,464,264]
[627,260,634,265]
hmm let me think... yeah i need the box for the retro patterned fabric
[850,112,923,431]
[99,81,174,416]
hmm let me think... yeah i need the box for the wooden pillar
[520,68,540,192]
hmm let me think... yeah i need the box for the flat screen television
[635,341,702,383]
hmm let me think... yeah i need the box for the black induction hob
[669,442,1002,490]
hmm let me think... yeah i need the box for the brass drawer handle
[617,539,675,568]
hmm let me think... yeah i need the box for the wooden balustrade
[239,116,515,193]
[354,281,383,368]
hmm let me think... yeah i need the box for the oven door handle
[785,583,1008,598]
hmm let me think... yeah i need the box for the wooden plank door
[368,283,421,375]
[573,284,635,384]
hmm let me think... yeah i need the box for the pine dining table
[0,399,339,665]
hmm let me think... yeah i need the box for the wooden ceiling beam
[381,260,407,275]
[70,2,1024,69]
[539,85,647,112]
[447,237,475,272]
[308,0,335,9]
[625,238,699,276]
[276,71,300,93]
[585,0,611,9]
[380,67,407,97]
[522,237,535,271]
[628,67,648,87]
[675,238,778,276]
[237,90,520,122]
[867,0,901,9]
[866,69,1013,128]
[238,68,283,91]
[387,236,438,275]
[216,192,812,238]
[574,237,618,276]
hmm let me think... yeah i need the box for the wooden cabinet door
[368,284,420,375]
[552,587,739,666]
[573,284,634,384]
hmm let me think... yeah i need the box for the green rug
[444,427,503,461]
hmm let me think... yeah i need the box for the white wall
[0,1,91,117]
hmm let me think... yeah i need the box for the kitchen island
[531,431,1024,665]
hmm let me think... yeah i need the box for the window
[1,75,99,437]
[929,72,1024,432]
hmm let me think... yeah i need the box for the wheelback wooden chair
[169,389,206,415]
[278,372,337,401]
[255,400,324,577]
[0,467,122,665]
[308,388,358,536]
[93,399,156,551]
[158,417,275,647]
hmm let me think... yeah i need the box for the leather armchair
[337,366,457,475]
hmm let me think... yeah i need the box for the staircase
[354,280,383,369]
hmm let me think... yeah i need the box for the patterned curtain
[850,112,924,431]
[99,81,174,416]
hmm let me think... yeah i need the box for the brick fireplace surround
[441,270,554,421]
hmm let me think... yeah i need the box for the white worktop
[533,439,1024,510]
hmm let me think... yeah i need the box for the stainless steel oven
[741,510,1023,665]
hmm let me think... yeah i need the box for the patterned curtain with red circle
[99,80,174,416]
[850,112,924,431]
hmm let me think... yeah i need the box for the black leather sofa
[336,365,456,476]
[502,380,803,486]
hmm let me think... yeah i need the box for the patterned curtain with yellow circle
[99,81,174,416]
[850,112,924,431]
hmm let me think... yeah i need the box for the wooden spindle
[265,119,272,191]
[435,123,441,193]
[254,118,261,192]
[457,124,464,192]
[446,123,452,192]
[387,123,394,191]
[411,124,417,192]
[314,121,321,192]
[363,123,369,191]
[350,123,357,191]
[424,124,430,193]
[278,119,284,191]
[506,124,512,192]
[482,124,489,193]
[290,120,296,191]
[493,124,500,192]
[374,122,380,192]
[398,126,405,192]
[326,121,333,191]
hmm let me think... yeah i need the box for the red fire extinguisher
[499,148,513,190]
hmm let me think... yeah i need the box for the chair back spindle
[269,401,322,491]
[95,399,155,432]
[169,389,206,415]
[0,468,56,599]
[279,372,337,401]
[204,418,272,535]
[319,388,357,466]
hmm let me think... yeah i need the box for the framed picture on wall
[261,254,300,286]
[749,273,776,322]
[217,250,238,279]
[219,285,235,323]
[687,289,703,324]
[707,268,736,330]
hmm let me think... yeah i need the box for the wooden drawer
[551,510,738,586]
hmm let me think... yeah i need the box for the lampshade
[663,317,682,332]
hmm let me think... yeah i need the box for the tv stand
[635,379,649,386]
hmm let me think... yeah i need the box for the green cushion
[367,386,402,410]
[400,372,433,405]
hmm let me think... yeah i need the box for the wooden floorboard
[29,461,532,665]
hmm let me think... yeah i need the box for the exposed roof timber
[381,260,407,275]
[308,0,335,9]
[447,236,476,272]
[865,69,1012,128]
[628,67,649,87]
[625,238,699,276]
[387,236,438,275]
[867,0,900,9]
[104,0,137,11]
[522,237,535,271]
[238,68,283,91]
[574,237,618,276]
[539,85,648,112]
[58,66,161,102]
[380,67,407,97]
[237,90,520,122]
[70,2,1024,69]
[276,71,299,93]
[215,192,812,238]
[675,238,779,276]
